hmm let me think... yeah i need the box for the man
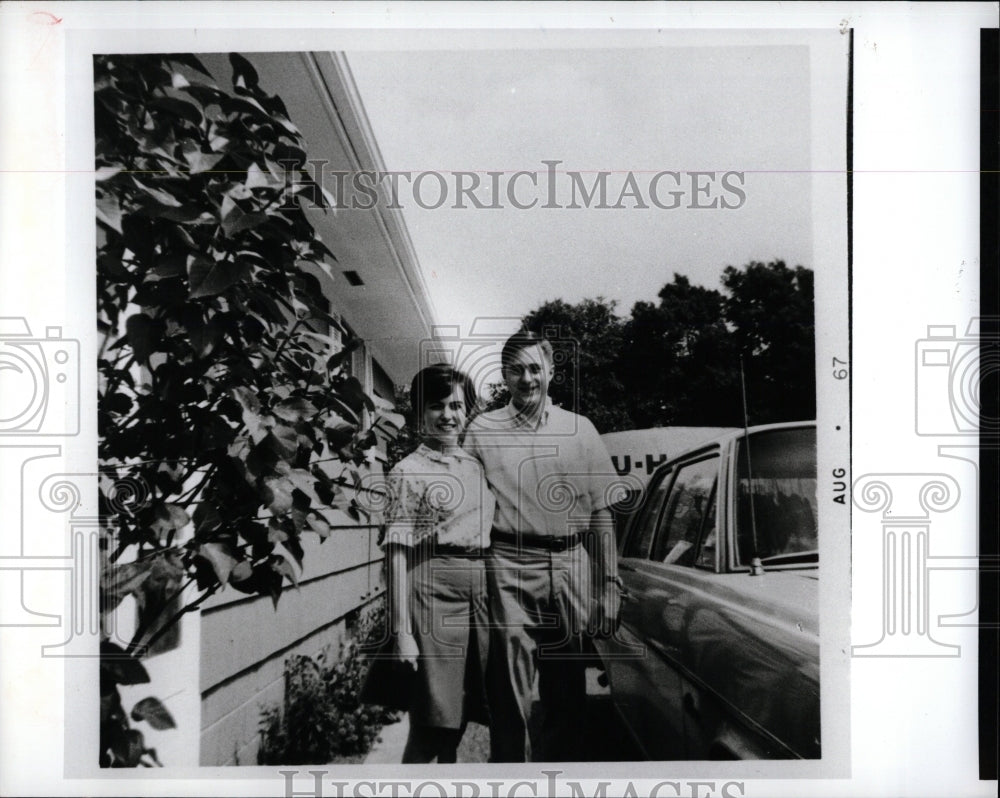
[464,329,622,762]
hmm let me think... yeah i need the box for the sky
[346,40,823,341]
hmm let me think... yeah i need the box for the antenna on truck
[739,355,763,576]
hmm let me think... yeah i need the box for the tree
[522,298,632,433]
[620,263,814,428]
[385,384,418,471]
[95,53,399,766]
[620,275,738,427]
[520,261,816,432]
[722,261,815,425]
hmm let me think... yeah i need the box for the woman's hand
[395,631,419,669]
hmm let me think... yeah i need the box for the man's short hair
[409,363,477,419]
[501,330,554,372]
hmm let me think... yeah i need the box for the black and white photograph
[87,33,847,772]
[0,3,994,797]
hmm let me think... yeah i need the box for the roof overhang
[202,52,438,385]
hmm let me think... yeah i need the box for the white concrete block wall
[198,523,385,765]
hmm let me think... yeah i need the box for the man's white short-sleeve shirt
[464,402,617,538]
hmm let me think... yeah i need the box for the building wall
[176,50,433,767]
[198,505,385,766]
[194,334,395,765]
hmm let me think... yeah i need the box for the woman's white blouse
[381,444,495,550]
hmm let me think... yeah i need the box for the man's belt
[491,529,586,552]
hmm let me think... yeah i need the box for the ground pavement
[364,667,640,764]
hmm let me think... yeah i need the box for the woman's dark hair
[409,364,477,421]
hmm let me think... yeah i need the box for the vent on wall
[343,270,365,287]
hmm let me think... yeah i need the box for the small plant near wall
[96,51,402,766]
[258,603,398,764]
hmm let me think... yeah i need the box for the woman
[380,364,495,763]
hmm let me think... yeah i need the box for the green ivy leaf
[245,411,273,445]
[221,203,269,238]
[196,540,239,585]
[105,392,134,415]
[245,560,283,608]
[326,397,359,426]
[340,376,376,414]
[96,166,123,182]
[101,641,151,685]
[189,316,225,357]
[282,535,305,570]
[286,468,322,505]
[187,256,251,299]
[120,214,155,264]
[131,177,183,208]
[229,52,261,92]
[267,516,289,543]
[165,52,213,78]
[130,696,177,730]
[192,501,223,534]
[181,144,225,175]
[150,96,203,127]
[271,549,299,587]
[239,521,268,547]
[148,253,187,282]
[125,313,158,364]
[101,560,152,612]
[306,512,331,540]
[96,191,123,234]
[271,113,301,138]
[264,425,299,460]
[375,411,406,431]
[229,558,254,587]
[273,397,317,423]
[112,727,147,767]
[149,503,191,537]
[326,341,359,372]
[246,162,280,190]
[231,385,261,415]
[262,476,294,514]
